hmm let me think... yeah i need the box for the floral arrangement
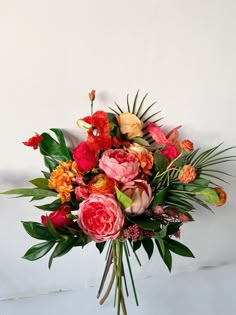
[2,90,235,315]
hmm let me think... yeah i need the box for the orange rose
[178,165,196,184]
[211,187,227,206]
[180,139,194,152]
[116,112,144,139]
[127,143,154,175]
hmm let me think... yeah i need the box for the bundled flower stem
[1,90,235,315]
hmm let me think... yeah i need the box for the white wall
[1,0,236,302]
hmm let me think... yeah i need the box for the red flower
[83,110,112,151]
[73,141,98,172]
[160,145,179,162]
[41,205,73,228]
[22,133,43,150]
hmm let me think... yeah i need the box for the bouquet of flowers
[2,90,235,315]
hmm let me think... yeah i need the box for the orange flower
[180,139,194,152]
[116,112,144,139]
[178,165,196,184]
[212,187,227,206]
[127,143,154,175]
[48,161,79,203]
[88,174,117,194]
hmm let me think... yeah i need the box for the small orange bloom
[178,165,196,184]
[127,143,154,175]
[212,187,227,206]
[48,161,79,203]
[180,139,194,152]
[88,174,117,194]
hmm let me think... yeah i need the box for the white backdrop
[1,0,236,306]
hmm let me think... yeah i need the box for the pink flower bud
[120,180,152,215]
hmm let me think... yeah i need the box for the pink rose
[41,205,73,228]
[99,149,140,183]
[73,141,97,172]
[120,180,152,215]
[77,194,125,242]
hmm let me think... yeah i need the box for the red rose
[73,141,98,171]
[41,205,73,228]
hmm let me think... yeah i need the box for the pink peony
[77,194,125,242]
[99,149,140,183]
[120,180,152,215]
[73,141,98,172]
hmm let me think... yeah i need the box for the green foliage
[115,186,132,209]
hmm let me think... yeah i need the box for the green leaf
[132,240,141,251]
[155,240,172,272]
[48,237,84,269]
[96,242,107,253]
[22,221,55,240]
[164,238,195,257]
[35,199,62,211]
[195,187,220,204]
[150,187,169,208]
[45,216,63,239]
[142,238,154,259]
[184,178,210,192]
[155,238,165,256]
[30,178,49,189]
[166,222,182,236]
[134,218,161,231]
[155,225,167,239]
[43,156,58,172]
[115,186,132,209]
[22,241,55,261]
[39,129,72,162]
[1,188,57,199]
[153,152,168,173]
[132,137,150,146]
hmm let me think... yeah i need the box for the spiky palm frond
[110,90,162,124]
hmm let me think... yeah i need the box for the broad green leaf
[150,187,169,208]
[153,152,168,173]
[195,187,220,204]
[155,240,172,272]
[132,240,141,251]
[155,225,167,239]
[184,178,210,192]
[96,242,107,253]
[142,238,154,259]
[39,129,72,162]
[115,186,132,209]
[48,237,85,269]
[1,188,57,198]
[22,241,55,261]
[22,221,55,240]
[134,218,161,231]
[164,238,194,258]
[166,222,182,236]
[43,156,58,172]
[155,238,165,256]
[30,178,49,189]
[35,199,62,211]
[45,216,64,239]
